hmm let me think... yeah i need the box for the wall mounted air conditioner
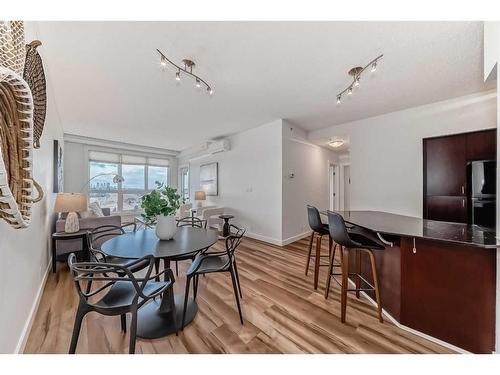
[187,139,231,161]
[207,139,230,154]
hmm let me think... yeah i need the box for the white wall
[0,23,64,353]
[484,22,499,82]
[63,141,85,193]
[179,120,284,244]
[309,90,497,218]
[281,121,338,242]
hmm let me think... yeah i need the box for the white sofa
[197,206,224,231]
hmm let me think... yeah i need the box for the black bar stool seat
[347,233,385,251]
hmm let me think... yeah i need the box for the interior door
[329,164,337,210]
[424,134,466,196]
[343,165,351,211]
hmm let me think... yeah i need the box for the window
[180,167,189,201]
[88,151,170,213]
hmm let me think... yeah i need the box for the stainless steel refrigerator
[468,160,496,228]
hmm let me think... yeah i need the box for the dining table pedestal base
[137,294,198,339]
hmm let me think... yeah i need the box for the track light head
[354,77,360,87]
[208,87,213,95]
[336,95,341,104]
[195,78,201,88]
[347,87,353,95]
[371,62,377,72]
[175,71,181,81]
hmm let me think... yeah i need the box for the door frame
[340,163,351,211]
[328,162,340,211]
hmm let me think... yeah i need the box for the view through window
[88,151,170,213]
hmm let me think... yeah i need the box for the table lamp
[194,191,206,208]
[54,193,88,233]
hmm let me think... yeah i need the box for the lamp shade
[54,193,88,213]
[194,191,206,201]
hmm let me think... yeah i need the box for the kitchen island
[321,210,498,354]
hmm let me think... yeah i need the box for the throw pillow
[88,202,104,217]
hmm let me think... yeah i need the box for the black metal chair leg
[175,261,179,277]
[85,279,93,295]
[129,306,138,354]
[154,259,160,282]
[233,261,243,298]
[69,304,87,354]
[181,276,192,330]
[229,268,244,325]
[120,314,127,333]
[193,274,199,299]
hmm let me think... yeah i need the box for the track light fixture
[156,49,213,96]
[336,54,383,105]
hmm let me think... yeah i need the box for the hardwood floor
[24,236,453,354]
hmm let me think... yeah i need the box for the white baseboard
[15,260,51,354]
[245,231,311,247]
[346,278,470,354]
[244,231,283,246]
[281,231,312,246]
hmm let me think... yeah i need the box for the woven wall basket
[23,40,46,149]
[0,21,43,229]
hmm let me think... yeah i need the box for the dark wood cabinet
[400,238,496,353]
[466,129,497,161]
[423,129,496,223]
[424,134,466,197]
[425,196,467,223]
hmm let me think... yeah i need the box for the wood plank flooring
[24,236,454,354]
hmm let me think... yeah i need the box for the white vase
[155,215,177,240]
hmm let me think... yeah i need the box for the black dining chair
[171,216,207,276]
[325,211,385,323]
[86,223,151,327]
[87,223,137,262]
[67,253,176,354]
[306,205,334,289]
[181,225,246,328]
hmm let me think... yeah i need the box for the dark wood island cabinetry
[321,210,498,354]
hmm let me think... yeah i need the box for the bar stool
[306,205,333,289]
[325,210,384,323]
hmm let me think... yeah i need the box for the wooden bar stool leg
[355,249,361,299]
[324,244,337,299]
[305,232,314,275]
[340,247,349,323]
[328,235,333,259]
[313,235,322,290]
[366,249,383,323]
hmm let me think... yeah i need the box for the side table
[51,230,90,273]
[218,214,235,237]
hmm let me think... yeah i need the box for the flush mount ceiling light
[336,54,383,105]
[157,49,213,96]
[328,139,344,148]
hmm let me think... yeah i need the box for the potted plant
[141,182,181,240]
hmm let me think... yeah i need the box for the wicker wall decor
[0,21,44,229]
[23,40,46,149]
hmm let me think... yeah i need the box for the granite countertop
[320,210,500,249]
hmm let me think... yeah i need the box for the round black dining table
[101,227,218,339]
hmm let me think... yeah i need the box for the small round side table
[51,229,90,273]
[219,214,235,237]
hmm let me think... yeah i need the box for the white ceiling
[32,21,494,151]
